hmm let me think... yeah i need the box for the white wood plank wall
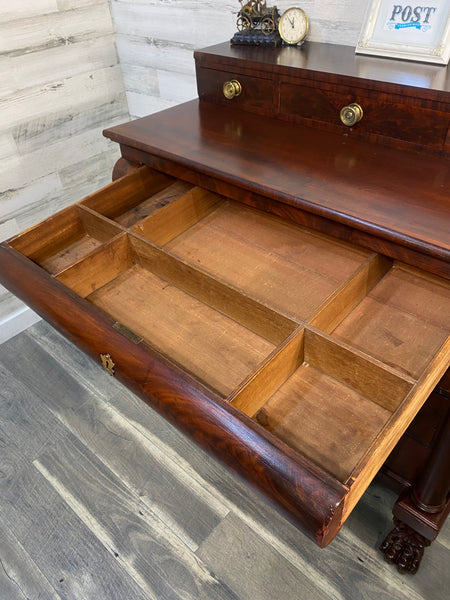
[0,0,130,342]
[109,0,369,119]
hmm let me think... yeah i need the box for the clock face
[279,7,309,45]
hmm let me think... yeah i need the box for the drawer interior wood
[89,263,275,397]
[9,205,123,274]
[7,166,450,499]
[254,330,411,482]
[138,197,373,320]
[56,233,297,397]
[81,166,195,228]
[231,328,413,482]
[331,265,450,379]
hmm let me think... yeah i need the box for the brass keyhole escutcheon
[100,353,115,376]
[340,103,363,127]
[223,80,242,100]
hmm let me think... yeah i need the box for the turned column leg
[380,395,450,574]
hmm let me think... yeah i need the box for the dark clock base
[231,31,282,47]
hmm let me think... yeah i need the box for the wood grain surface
[104,100,450,278]
[0,320,449,600]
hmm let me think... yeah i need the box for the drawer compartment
[330,265,450,378]
[9,205,123,275]
[81,166,195,228]
[56,233,296,397]
[1,165,449,547]
[135,195,373,321]
[245,329,412,483]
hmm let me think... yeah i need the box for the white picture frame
[356,0,450,64]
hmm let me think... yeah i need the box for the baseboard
[0,306,41,345]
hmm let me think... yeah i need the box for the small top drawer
[196,66,276,117]
[279,77,450,150]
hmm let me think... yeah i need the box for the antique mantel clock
[278,6,309,45]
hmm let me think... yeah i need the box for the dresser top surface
[196,41,450,97]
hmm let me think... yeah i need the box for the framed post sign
[356,0,450,64]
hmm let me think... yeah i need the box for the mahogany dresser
[0,41,449,574]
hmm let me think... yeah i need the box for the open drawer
[1,166,449,547]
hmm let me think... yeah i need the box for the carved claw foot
[380,519,430,574]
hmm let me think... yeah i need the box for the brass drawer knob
[340,103,363,127]
[223,80,242,100]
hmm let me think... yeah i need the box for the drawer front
[280,78,450,149]
[196,66,275,116]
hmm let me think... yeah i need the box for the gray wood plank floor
[0,321,448,600]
